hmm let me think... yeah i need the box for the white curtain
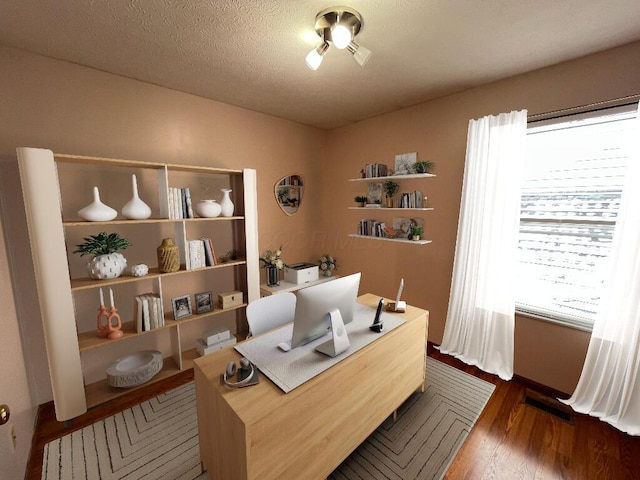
[439,110,528,381]
[561,104,640,435]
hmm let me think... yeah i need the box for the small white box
[202,327,231,346]
[284,263,319,284]
[196,337,237,356]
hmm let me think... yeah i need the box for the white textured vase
[220,188,234,217]
[195,199,222,218]
[78,186,117,222]
[121,174,152,220]
[87,253,127,279]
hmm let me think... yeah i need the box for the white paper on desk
[235,303,405,393]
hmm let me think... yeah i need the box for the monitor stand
[315,308,350,357]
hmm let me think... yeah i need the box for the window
[516,106,638,330]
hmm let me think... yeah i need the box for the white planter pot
[87,253,127,279]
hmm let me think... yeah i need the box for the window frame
[515,103,638,332]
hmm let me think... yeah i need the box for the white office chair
[246,292,297,337]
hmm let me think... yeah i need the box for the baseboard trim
[426,341,571,399]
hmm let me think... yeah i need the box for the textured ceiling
[2,1,640,129]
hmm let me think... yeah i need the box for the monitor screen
[290,272,361,349]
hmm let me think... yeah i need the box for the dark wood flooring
[26,347,640,479]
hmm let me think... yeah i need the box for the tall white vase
[121,174,152,220]
[220,188,234,217]
[78,186,117,221]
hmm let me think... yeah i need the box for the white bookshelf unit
[17,148,260,421]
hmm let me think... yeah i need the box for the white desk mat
[235,303,405,393]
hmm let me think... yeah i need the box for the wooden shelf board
[54,153,243,176]
[78,302,247,352]
[348,234,432,245]
[348,173,436,182]
[63,216,244,227]
[55,153,167,169]
[84,355,181,409]
[71,259,247,291]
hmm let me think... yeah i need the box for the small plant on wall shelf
[354,195,368,207]
[383,180,399,207]
[409,225,424,241]
[413,160,435,174]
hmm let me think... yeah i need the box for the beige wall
[324,40,640,395]
[2,39,640,478]
[0,46,325,477]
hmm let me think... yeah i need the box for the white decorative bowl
[195,199,222,218]
[106,350,163,388]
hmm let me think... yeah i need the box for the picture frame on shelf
[392,217,424,239]
[195,291,213,314]
[172,294,193,320]
[394,152,418,175]
[366,183,383,204]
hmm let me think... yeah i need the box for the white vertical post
[17,147,87,421]
[243,169,260,303]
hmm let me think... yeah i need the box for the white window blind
[516,106,638,330]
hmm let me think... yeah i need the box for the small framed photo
[171,295,193,320]
[195,291,213,314]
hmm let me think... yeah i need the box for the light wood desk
[194,293,428,480]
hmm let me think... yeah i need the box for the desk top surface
[193,293,428,422]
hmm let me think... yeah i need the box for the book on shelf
[188,239,206,269]
[134,293,163,332]
[201,237,217,266]
[399,190,424,208]
[168,187,194,219]
[364,163,388,178]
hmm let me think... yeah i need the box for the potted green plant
[383,180,399,208]
[73,232,132,279]
[413,160,435,174]
[354,195,368,207]
[409,225,424,241]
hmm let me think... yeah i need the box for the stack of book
[399,190,424,208]
[358,219,386,237]
[134,293,164,333]
[186,237,217,270]
[364,163,388,178]
[168,187,194,219]
[196,327,237,356]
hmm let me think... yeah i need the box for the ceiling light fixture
[306,6,372,70]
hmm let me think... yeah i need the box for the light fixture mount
[305,6,371,70]
[314,6,363,46]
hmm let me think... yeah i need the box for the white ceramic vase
[78,186,117,222]
[195,199,222,218]
[122,174,152,220]
[220,188,234,217]
[87,252,127,279]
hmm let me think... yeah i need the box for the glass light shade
[331,24,352,49]
[305,49,323,70]
[348,41,372,67]
[305,42,329,70]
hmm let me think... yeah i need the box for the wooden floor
[26,348,640,480]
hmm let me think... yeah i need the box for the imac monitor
[290,272,361,349]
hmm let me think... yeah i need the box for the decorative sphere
[131,264,149,277]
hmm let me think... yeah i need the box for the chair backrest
[246,292,297,337]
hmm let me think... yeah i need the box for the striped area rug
[329,357,495,480]
[41,382,201,480]
[42,357,494,480]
